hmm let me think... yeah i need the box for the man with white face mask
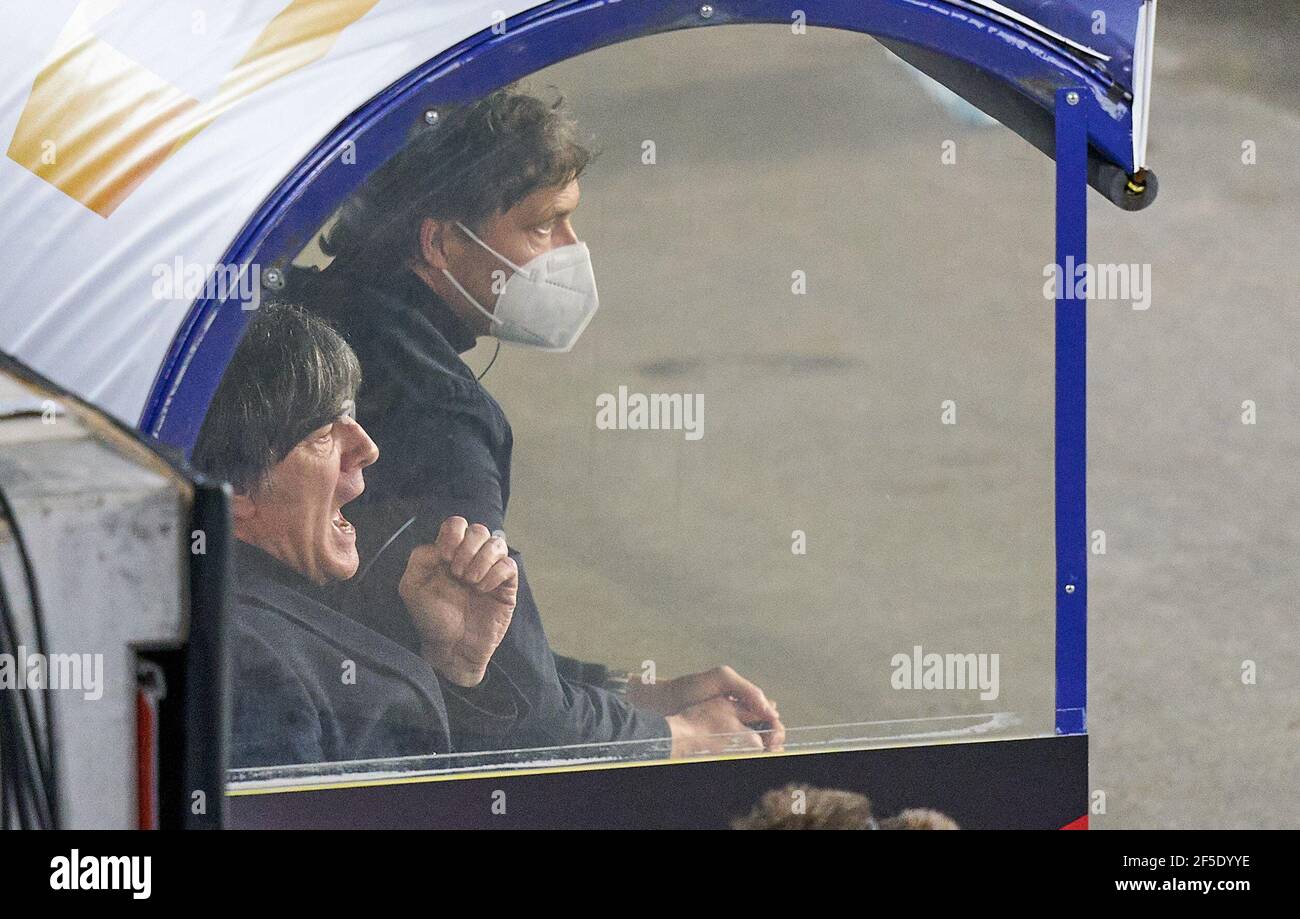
[438,219,599,352]
[292,85,784,759]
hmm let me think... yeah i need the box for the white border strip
[1132,0,1158,169]
[968,0,1112,62]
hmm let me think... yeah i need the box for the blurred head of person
[192,303,378,585]
[321,82,594,340]
[732,785,959,830]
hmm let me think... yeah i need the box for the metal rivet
[424,109,440,126]
[262,267,285,291]
[1064,584,1076,594]
[1065,91,1080,106]
[699,4,714,19]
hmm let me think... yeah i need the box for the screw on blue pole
[1054,87,1087,736]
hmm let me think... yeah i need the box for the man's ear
[418,217,454,272]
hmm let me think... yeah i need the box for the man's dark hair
[321,82,594,276]
[192,303,362,493]
[731,785,959,830]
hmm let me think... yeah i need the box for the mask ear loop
[442,223,558,350]
[455,221,530,277]
[439,222,525,329]
[440,266,503,327]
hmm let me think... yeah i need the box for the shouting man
[289,85,783,758]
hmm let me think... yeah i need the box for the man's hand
[639,666,785,755]
[398,516,518,687]
[666,696,774,757]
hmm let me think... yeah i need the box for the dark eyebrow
[536,203,574,224]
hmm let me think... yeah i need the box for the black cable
[0,728,7,828]
[0,742,10,828]
[0,486,58,822]
[0,573,48,828]
[0,577,51,819]
[476,339,501,382]
[0,590,41,829]
[0,485,59,829]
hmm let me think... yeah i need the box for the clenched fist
[399,516,518,687]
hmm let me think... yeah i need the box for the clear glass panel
[218,23,1060,790]
[478,24,1058,748]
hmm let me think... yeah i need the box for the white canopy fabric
[1,0,1152,428]
[0,0,539,424]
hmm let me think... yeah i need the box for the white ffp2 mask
[441,222,599,352]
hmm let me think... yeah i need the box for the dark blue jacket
[228,542,453,768]
[292,263,670,753]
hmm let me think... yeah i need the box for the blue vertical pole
[1054,88,1088,736]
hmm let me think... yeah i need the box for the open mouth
[331,508,355,536]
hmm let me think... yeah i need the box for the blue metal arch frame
[142,0,1093,737]
[141,0,1128,444]
[1054,88,1088,737]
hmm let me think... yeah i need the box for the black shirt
[292,262,670,753]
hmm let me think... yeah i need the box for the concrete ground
[460,3,1299,828]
